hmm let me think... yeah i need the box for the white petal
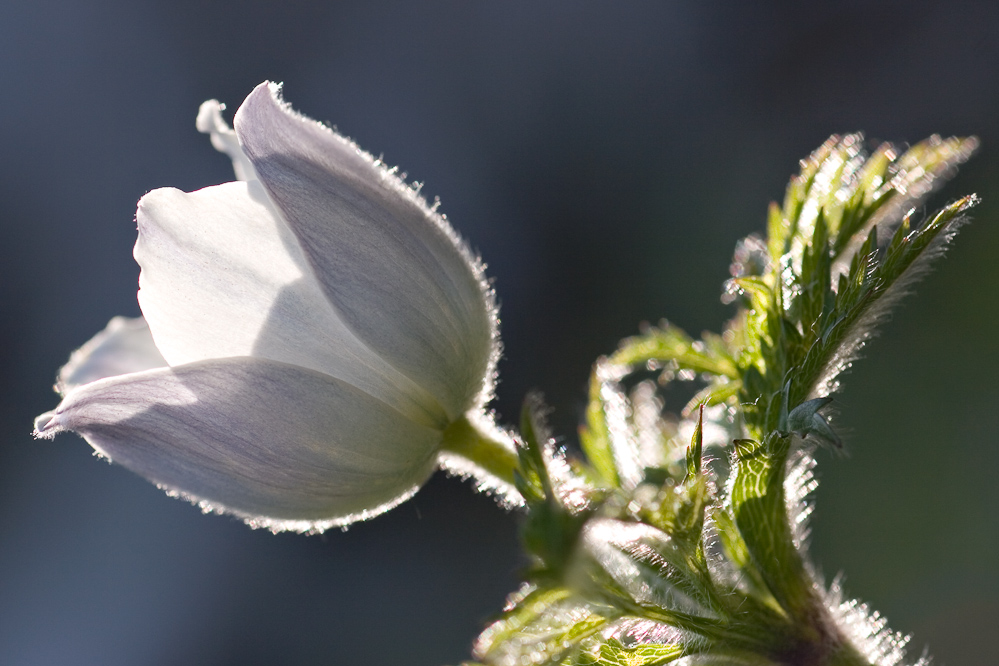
[57,316,166,394]
[134,181,447,428]
[234,82,497,419]
[35,357,442,529]
[195,100,257,182]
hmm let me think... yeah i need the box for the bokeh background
[1,2,997,665]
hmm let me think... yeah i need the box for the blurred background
[1,1,997,664]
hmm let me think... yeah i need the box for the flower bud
[35,82,502,532]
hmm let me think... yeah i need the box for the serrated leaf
[711,509,781,615]
[682,379,741,417]
[611,324,738,379]
[728,434,814,619]
[579,517,718,614]
[579,358,652,491]
[850,135,979,251]
[576,639,684,666]
[580,361,622,488]
[518,395,599,574]
[578,359,671,491]
[768,133,976,281]
[516,400,549,505]
[801,195,977,402]
[685,405,704,479]
[739,134,977,430]
[479,132,978,666]
[474,585,610,666]
[519,393,590,505]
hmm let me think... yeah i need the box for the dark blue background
[1,2,997,664]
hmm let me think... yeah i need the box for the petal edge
[43,357,443,530]
[234,82,498,419]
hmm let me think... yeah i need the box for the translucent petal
[35,357,442,529]
[56,316,166,395]
[195,100,257,182]
[134,180,447,428]
[233,82,496,419]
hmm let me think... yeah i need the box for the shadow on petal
[43,357,443,531]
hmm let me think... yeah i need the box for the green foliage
[471,585,611,666]
[575,640,684,666]
[470,134,977,666]
[729,134,977,433]
[728,433,812,618]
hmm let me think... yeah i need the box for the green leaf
[797,195,977,403]
[685,405,704,479]
[579,360,674,492]
[830,135,978,263]
[682,379,741,417]
[516,392,560,505]
[783,396,840,448]
[728,434,815,619]
[576,639,684,666]
[767,133,976,277]
[476,133,978,666]
[474,585,610,666]
[711,508,783,616]
[579,360,624,488]
[580,517,719,614]
[517,394,599,575]
[611,324,738,379]
[736,134,978,431]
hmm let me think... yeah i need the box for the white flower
[34,82,503,532]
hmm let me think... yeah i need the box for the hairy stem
[440,414,521,491]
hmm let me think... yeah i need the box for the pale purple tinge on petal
[35,357,443,532]
[195,100,257,182]
[233,82,498,421]
[35,83,505,531]
[134,181,448,429]
[56,316,166,395]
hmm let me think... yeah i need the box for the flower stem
[440,413,521,498]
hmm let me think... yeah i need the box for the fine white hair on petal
[233,81,499,421]
[55,316,166,395]
[35,357,443,527]
[195,100,258,182]
[164,483,424,535]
